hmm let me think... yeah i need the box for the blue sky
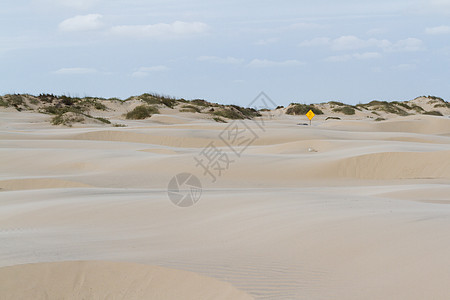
[1,0,450,106]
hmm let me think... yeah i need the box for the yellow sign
[306,110,315,121]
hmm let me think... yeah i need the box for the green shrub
[125,105,159,119]
[51,113,84,126]
[29,98,39,105]
[51,114,64,125]
[93,101,107,110]
[375,117,385,121]
[229,105,261,118]
[434,103,450,108]
[286,103,324,115]
[213,109,243,119]
[392,101,412,110]
[362,100,409,116]
[138,93,176,108]
[42,106,85,115]
[8,94,25,106]
[38,94,57,103]
[411,105,424,112]
[326,116,341,120]
[94,117,111,124]
[61,97,75,106]
[423,110,443,116]
[328,101,346,106]
[191,99,213,107]
[213,117,227,123]
[181,105,201,113]
[332,106,355,115]
[0,98,8,107]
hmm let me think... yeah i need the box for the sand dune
[0,261,252,300]
[1,109,450,299]
[0,178,92,191]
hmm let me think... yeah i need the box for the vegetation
[94,117,111,124]
[286,103,324,115]
[374,117,386,121]
[230,105,261,118]
[411,105,425,113]
[421,95,445,103]
[392,101,412,110]
[212,106,260,120]
[135,93,177,108]
[180,105,201,113]
[423,110,443,116]
[51,113,84,126]
[213,116,227,123]
[0,97,8,107]
[434,103,450,109]
[191,99,217,107]
[328,101,346,106]
[213,108,244,120]
[3,93,448,126]
[125,105,159,119]
[326,116,341,120]
[358,100,409,116]
[332,106,355,115]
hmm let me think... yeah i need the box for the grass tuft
[125,105,159,119]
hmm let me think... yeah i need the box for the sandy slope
[0,261,252,300]
[1,111,450,299]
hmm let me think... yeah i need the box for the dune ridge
[1,103,450,299]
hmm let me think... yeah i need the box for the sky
[1,0,450,106]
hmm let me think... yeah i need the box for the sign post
[306,109,315,126]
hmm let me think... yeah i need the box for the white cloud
[425,25,450,35]
[285,22,324,30]
[331,35,391,51]
[299,37,331,47]
[247,59,304,67]
[324,52,381,62]
[300,35,423,52]
[366,28,387,36]
[324,54,352,62]
[429,0,450,13]
[34,0,100,10]
[331,36,368,50]
[390,38,424,52]
[131,66,169,77]
[255,38,278,46]
[110,21,209,39]
[354,52,382,59]
[53,67,97,74]
[392,64,417,71]
[58,14,104,32]
[197,56,244,64]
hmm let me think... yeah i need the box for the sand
[1,110,450,299]
[0,261,251,299]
